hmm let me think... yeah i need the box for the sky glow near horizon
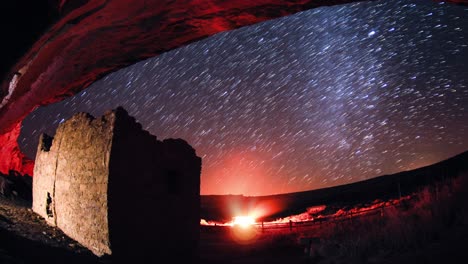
[20,0,468,196]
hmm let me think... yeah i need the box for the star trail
[19,0,468,196]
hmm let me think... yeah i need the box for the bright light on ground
[232,216,255,228]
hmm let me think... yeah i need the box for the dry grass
[287,172,468,263]
[201,172,468,264]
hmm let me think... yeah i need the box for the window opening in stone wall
[40,134,53,152]
[46,192,53,217]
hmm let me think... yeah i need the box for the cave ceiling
[0,0,466,175]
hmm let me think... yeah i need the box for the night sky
[19,0,468,196]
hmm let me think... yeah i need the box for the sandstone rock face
[0,122,33,176]
[0,0,466,176]
[33,107,201,261]
[0,0,375,177]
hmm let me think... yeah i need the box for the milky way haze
[20,0,468,196]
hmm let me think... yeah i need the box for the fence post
[398,179,402,199]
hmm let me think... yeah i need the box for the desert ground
[1,171,468,264]
[1,151,467,263]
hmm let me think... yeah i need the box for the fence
[253,203,395,232]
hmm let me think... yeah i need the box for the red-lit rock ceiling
[0,0,466,176]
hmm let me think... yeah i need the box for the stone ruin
[32,107,201,262]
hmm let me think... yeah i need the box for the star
[19,0,468,196]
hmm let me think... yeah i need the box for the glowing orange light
[232,215,255,228]
[230,215,258,244]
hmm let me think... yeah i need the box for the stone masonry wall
[33,112,115,256]
[32,133,58,226]
[107,108,201,262]
[33,107,202,261]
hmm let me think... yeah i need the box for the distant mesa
[200,149,468,222]
[32,106,202,262]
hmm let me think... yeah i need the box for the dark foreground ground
[0,197,102,264]
[2,151,467,263]
[2,184,468,264]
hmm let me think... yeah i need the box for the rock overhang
[0,0,466,175]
